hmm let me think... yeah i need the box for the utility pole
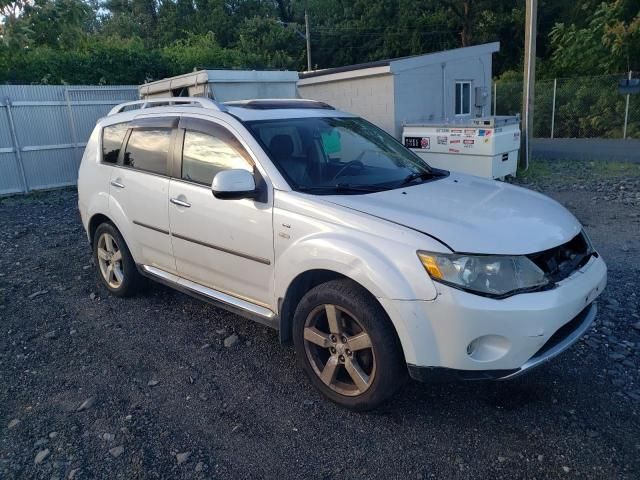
[521,0,537,171]
[305,10,312,71]
[623,70,631,139]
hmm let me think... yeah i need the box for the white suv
[78,97,607,410]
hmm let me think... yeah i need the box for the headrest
[269,135,294,160]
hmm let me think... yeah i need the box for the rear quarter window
[102,122,129,164]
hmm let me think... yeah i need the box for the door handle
[110,180,125,189]
[170,197,191,208]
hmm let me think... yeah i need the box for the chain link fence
[494,73,639,139]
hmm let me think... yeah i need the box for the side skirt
[138,265,280,331]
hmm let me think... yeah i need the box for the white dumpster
[402,116,520,179]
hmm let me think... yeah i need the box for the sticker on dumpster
[404,136,430,149]
[449,139,461,144]
[478,129,492,137]
[464,129,476,135]
[463,139,474,145]
[436,128,450,133]
[449,148,460,153]
[437,136,448,145]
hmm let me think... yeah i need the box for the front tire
[93,222,142,297]
[292,279,407,410]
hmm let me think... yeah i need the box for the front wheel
[293,279,407,410]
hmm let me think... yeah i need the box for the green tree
[236,16,303,68]
[550,0,640,75]
[17,0,92,49]
[101,0,159,44]
[1,0,34,48]
[2,0,636,86]
[160,32,244,74]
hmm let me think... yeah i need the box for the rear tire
[93,222,143,297]
[292,279,407,410]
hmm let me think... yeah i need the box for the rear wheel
[293,279,406,410]
[93,222,142,297]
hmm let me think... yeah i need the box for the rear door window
[123,128,172,175]
[102,122,128,164]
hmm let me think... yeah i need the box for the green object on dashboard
[321,130,341,154]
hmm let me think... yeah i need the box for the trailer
[139,70,299,102]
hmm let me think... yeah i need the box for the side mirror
[212,169,257,200]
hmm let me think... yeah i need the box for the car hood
[324,173,581,255]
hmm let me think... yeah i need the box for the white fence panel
[0,85,138,195]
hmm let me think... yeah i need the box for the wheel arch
[277,269,405,363]
[88,213,114,247]
[88,213,129,253]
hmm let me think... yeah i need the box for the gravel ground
[1,160,639,479]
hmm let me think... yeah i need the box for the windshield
[245,117,444,194]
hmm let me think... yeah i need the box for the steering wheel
[331,151,367,181]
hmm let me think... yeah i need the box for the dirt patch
[1,163,639,478]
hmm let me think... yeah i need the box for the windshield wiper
[335,183,389,192]
[297,183,388,194]
[398,171,434,187]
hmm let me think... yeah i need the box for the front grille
[527,232,594,283]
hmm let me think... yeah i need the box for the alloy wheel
[303,304,376,396]
[96,232,124,289]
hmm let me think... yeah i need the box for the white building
[297,42,499,137]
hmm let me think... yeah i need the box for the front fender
[274,231,438,303]
[274,230,439,359]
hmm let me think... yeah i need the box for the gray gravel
[1,161,639,479]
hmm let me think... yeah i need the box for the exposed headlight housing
[418,251,550,298]
[581,229,595,253]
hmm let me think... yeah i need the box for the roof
[225,98,349,121]
[225,105,353,122]
[299,59,393,79]
[298,42,500,85]
[225,99,334,110]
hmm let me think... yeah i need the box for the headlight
[418,251,549,298]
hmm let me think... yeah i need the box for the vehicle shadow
[144,280,579,423]
[369,372,560,421]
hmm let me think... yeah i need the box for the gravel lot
[1,160,639,479]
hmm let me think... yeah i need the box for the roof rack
[224,99,335,110]
[107,97,226,116]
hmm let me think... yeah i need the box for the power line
[280,21,453,31]
[312,23,453,31]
